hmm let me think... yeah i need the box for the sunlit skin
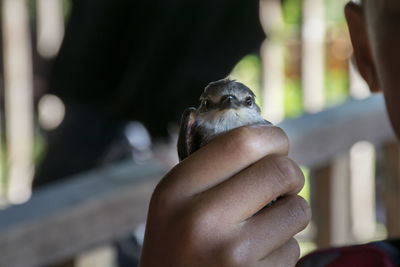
[345,0,400,138]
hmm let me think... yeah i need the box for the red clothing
[297,242,400,267]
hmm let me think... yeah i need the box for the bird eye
[245,97,253,107]
[203,100,211,111]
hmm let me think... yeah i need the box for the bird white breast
[196,107,265,145]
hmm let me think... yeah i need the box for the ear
[345,2,381,92]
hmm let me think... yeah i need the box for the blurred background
[0,0,399,266]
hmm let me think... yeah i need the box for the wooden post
[311,164,332,248]
[350,141,376,242]
[312,154,353,248]
[37,0,65,58]
[0,117,3,205]
[383,142,400,237]
[0,96,3,203]
[302,0,326,113]
[2,0,34,203]
[259,0,285,124]
[331,154,352,246]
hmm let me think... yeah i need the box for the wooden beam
[0,160,166,267]
[279,94,396,168]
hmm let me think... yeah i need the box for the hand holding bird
[140,79,310,267]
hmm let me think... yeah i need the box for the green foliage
[299,241,317,257]
[27,0,37,20]
[325,0,348,26]
[229,54,263,109]
[282,0,302,25]
[63,0,73,22]
[0,126,46,198]
[282,0,348,26]
[284,77,303,118]
[299,166,310,202]
[298,166,313,257]
[26,0,72,22]
[0,140,6,198]
[33,127,47,167]
[325,69,349,107]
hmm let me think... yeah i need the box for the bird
[177,78,271,161]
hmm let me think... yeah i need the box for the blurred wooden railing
[0,94,397,267]
[0,160,166,267]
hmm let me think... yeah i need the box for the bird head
[194,78,264,137]
[198,78,261,114]
[199,79,260,113]
[177,78,268,160]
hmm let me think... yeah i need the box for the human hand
[139,125,311,267]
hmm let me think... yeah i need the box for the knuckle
[287,238,301,261]
[149,171,183,216]
[149,181,172,214]
[271,238,300,267]
[266,126,290,153]
[183,202,218,241]
[269,156,304,193]
[271,126,290,146]
[149,165,188,213]
[175,206,216,253]
[219,241,249,267]
[222,125,290,158]
[224,127,260,156]
[288,195,312,228]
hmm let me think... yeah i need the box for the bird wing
[177,107,197,161]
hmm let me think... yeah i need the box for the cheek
[366,4,400,138]
[382,90,400,138]
[374,38,400,137]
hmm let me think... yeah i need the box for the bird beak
[220,95,240,110]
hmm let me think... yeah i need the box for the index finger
[165,125,289,198]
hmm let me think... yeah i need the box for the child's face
[346,0,400,138]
